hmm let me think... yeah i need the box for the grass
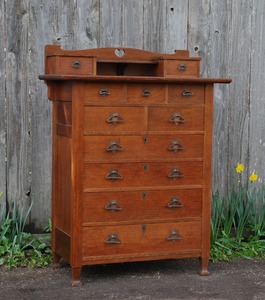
[0,197,52,269]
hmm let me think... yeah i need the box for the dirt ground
[0,258,265,300]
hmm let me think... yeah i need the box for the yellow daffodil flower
[236,163,244,173]
[249,172,258,183]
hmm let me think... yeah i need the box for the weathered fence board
[1,0,265,229]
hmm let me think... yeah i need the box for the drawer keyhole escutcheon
[106,141,124,153]
[142,191,147,200]
[105,200,122,212]
[166,230,183,242]
[105,233,121,245]
[142,224,147,234]
[168,140,184,152]
[144,163,148,172]
[168,168,184,179]
[106,169,123,181]
[106,112,125,125]
[169,112,185,126]
[167,197,184,209]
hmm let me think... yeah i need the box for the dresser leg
[71,267,82,286]
[52,252,61,268]
[199,257,210,276]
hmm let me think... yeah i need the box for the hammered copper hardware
[169,112,185,125]
[105,200,122,212]
[167,197,184,208]
[106,141,124,153]
[99,88,110,96]
[167,168,184,179]
[104,233,121,244]
[72,60,81,68]
[142,88,152,97]
[106,169,123,180]
[106,112,125,125]
[178,63,186,71]
[182,89,193,97]
[166,230,183,241]
[168,140,184,152]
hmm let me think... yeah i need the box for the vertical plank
[187,0,212,77]
[6,0,31,215]
[228,0,253,185]
[249,0,265,186]
[99,0,124,47]
[165,0,188,52]
[209,0,232,193]
[76,0,100,49]
[143,0,167,52]
[123,0,144,48]
[0,0,6,210]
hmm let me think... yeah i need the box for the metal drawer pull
[105,200,122,211]
[99,88,110,96]
[106,169,123,180]
[166,230,182,241]
[168,140,184,152]
[106,112,125,125]
[167,197,184,208]
[142,88,152,97]
[105,233,121,244]
[168,113,185,125]
[182,89,193,97]
[168,168,184,179]
[106,141,124,153]
[178,63,186,71]
[72,60,81,68]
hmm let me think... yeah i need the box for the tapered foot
[71,267,82,286]
[199,257,210,276]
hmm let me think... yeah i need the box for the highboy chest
[39,45,231,285]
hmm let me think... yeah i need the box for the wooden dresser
[39,45,231,285]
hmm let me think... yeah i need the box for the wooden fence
[0,0,264,230]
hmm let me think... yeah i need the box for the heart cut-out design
[115,49,125,57]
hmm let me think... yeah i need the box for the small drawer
[148,107,204,132]
[48,56,95,75]
[84,107,146,134]
[165,60,200,77]
[82,221,202,258]
[84,83,126,104]
[127,83,166,104]
[83,162,203,189]
[83,134,203,162]
[82,189,202,224]
[168,84,205,104]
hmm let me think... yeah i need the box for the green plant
[211,164,265,261]
[0,198,52,269]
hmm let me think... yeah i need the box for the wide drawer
[165,60,200,77]
[83,134,203,162]
[127,83,166,104]
[82,221,202,257]
[83,83,126,104]
[84,107,146,134]
[148,106,204,132]
[168,84,205,105]
[82,189,202,223]
[83,162,203,189]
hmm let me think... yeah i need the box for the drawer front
[84,107,146,134]
[166,60,200,77]
[84,83,125,104]
[127,83,166,104]
[82,189,202,223]
[83,162,203,189]
[168,84,205,105]
[82,221,202,257]
[148,107,204,132]
[57,56,94,75]
[83,134,203,162]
